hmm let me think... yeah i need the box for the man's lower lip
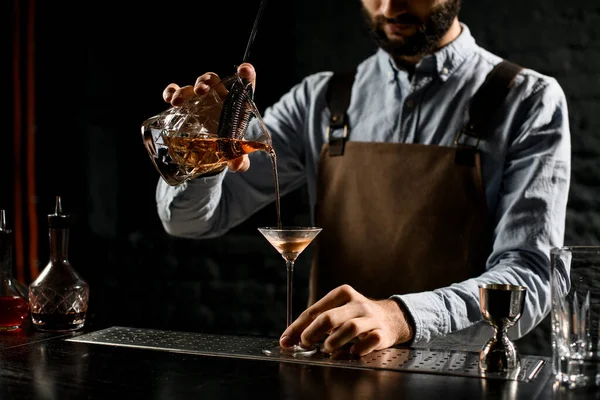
[385,24,416,34]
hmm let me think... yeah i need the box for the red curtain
[12,0,39,284]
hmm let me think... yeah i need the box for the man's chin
[385,38,411,50]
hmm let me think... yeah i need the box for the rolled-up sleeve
[394,76,571,346]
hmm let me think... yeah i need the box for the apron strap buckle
[454,128,481,149]
[454,129,480,166]
[325,69,356,157]
[326,122,348,157]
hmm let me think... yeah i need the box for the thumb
[237,63,257,91]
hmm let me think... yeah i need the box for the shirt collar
[377,22,477,83]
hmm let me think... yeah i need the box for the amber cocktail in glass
[258,226,322,356]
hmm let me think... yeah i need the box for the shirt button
[441,67,449,75]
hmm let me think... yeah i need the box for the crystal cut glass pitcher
[141,73,272,186]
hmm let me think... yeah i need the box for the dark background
[4,0,600,355]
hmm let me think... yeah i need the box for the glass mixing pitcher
[141,73,273,186]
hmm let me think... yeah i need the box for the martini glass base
[262,344,318,357]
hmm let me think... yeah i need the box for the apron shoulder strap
[325,60,523,157]
[325,69,356,156]
[454,60,523,165]
[458,60,524,143]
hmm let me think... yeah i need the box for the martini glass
[258,226,322,357]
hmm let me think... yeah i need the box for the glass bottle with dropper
[28,196,90,332]
[0,209,30,331]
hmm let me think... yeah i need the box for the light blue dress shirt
[156,24,571,347]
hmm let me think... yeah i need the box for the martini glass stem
[286,259,294,327]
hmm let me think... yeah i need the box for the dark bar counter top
[0,321,592,399]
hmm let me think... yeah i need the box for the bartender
[155,0,571,356]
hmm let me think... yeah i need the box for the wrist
[388,298,415,345]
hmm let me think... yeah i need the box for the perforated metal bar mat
[66,326,545,382]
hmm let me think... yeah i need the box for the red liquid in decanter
[0,296,29,329]
[0,209,30,332]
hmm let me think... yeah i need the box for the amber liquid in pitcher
[158,134,282,227]
[163,135,270,173]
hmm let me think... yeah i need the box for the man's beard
[361,0,462,58]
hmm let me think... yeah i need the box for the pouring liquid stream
[269,150,282,230]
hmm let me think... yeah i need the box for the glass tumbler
[551,246,600,389]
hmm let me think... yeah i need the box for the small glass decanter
[0,210,30,331]
[28,196,89,332]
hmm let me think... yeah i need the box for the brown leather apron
[308,61,522,305]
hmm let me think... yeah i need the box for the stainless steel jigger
[478,284,527,373]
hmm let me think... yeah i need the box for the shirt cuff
[187,168,227,186]
[391,292,450,344]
